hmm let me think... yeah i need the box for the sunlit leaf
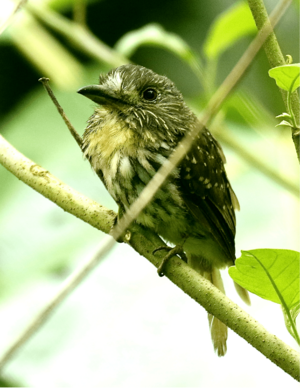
[229,249,299,305]
[276,120,293,128]
[282,302,300,342]
[229,249,300,343]
[276,112,292,119]
[115,23,190,59]
[203,1,256,59]
[114,23,203,81]
[269,64,300,92]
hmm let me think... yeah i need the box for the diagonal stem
[247,0,300,162]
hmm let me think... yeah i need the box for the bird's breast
[83,115,138,166]
[82,110,190,238]
[90,145,187,233]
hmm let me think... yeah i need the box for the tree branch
[247,0,300,162]
[0,135,115,234]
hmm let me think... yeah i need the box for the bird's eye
[142,88,157,101]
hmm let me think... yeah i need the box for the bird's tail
[201,268,228,357]
[188,254,250,356]
[234,281,251,305]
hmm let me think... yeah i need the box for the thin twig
[38,77,83,148]
[0,0,27,35]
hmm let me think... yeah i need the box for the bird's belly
[101,167,228,271]
[95,152,186,233]
[115,172,188,237]
[97,154,230,269]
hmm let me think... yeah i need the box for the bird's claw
[153,245,187,277]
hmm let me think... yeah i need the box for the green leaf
[276,120,293,128]
[268,64,300,93]
[229,249,300,344]
[114,23,203,82]
[282,303,300,342]
[276,112,292,119]
[229,249,300,306]
[114,23,189,59]
[203,1,257,60]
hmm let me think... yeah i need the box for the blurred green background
[0,0,299,387]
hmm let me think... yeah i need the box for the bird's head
[77,64,196,145]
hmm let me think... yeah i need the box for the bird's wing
[179,127,239,262]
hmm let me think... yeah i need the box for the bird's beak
[77,84,118,105]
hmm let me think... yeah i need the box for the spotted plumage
[78,64,249,357]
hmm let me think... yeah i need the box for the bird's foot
[153,245,187,277]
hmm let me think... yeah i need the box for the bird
[77,64,250,356]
